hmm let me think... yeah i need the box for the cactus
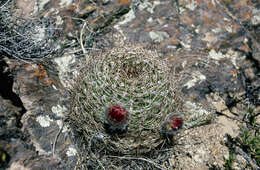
[68,41,177,153]
[67,37,215,168]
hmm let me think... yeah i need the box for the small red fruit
[160,113,183,137]
[104,105,129,133]
[108,106,127,124]
[170,117,183,130]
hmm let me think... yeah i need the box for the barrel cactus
[69,42,175,150]
[67,38,215,168]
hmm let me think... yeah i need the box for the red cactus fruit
[170,117,183,130]
[160,113,183,137]
[104,105,129,133]
[108,106,127,124]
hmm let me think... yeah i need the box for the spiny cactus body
[67,37,215,168]
[69,42,176,153]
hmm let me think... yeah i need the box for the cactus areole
[108,106,127,124]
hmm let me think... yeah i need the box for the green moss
[224,108,260,169]
[222,0,234,6]
[239,108,260,166]
[224,152,235,170]
[0,148,9,168]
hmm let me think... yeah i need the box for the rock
[0,0,259,169]
[0,96,22,140]
[11,61,77,169]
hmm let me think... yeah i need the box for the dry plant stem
[74,153,87,170]
[0,6,60,63]
[108,155,166,170]
[80,21,87,55]
[52,120,64,157]
[90,152,105,170]
[0,0,11,9]
[0,45,29,64]
[235,146,260,169]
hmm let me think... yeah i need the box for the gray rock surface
[0,0,259,169]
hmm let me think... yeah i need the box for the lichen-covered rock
[8,60,77,169]
[0,97,22,140]
[1,0,259,169]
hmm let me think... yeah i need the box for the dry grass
[0,0,61,63]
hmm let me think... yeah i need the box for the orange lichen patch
[189,93,197,101]
[207,1,217,10]
[118,0,131,6]
[224,21,233,28]
[229,70,238,77]
[157,18,164,25]
[241,11,252,21]
[240,44,250,53]
[180,13,195,26]
[3,143,12,150]
[234,0,252,8]
[33,64,53,86]
[170,37,180,45]
[229,70,238,81]
[144,27,153,31]
[176,29,182,35]
[232,23,241,33]
[65,138,71,145]
[247,1,253,6]
[67,4,77,12]
[202,13,217,27]
[196,0,201,4]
